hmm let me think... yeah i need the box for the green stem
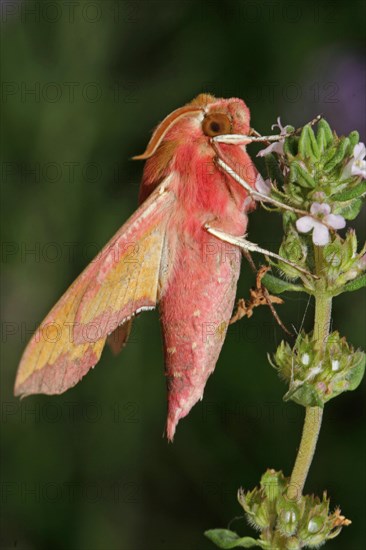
[288,247,332,500]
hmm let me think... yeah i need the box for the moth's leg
[214,155,308,216]
[211,118,321,215]
[205,224,316,278]
[213,115,322,146]
[213,133,291,145]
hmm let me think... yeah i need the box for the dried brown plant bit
[230,266,283,324]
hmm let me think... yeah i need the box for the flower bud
[285,536,301,550]
[273,331,365,407]
[278,228,308,280]
[276,496,300,536]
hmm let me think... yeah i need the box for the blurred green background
[1,0,365,548]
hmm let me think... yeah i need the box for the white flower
[257,117,291,158]
[342,142,366,180]
[331,359,340,372]
[257,141,284,157]
[301,353,310,366]
[296,202,346,246]
[255,173,271,195]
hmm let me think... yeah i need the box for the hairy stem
[288,247,332,500]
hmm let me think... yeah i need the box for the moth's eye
[202,113,232,137]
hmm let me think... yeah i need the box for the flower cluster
[272,331,365,407]
[205,470,351,549]
[206,118,365,550]
[261,119,365,249]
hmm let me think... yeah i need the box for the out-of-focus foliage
[1,1,365,549]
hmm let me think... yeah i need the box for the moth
[14,93,287,440]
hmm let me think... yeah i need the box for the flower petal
[296,216,315,233]
[271,117,282,131]
[341,159,354,180]
[256,141,284,157]
[312,221,330,246]
[351,160,366,179]
[353,142,366,161]
[255,174,271,195]
[310,202,331,216]
[325,213,346,230]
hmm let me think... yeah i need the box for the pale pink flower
[342,142,366,180]
[257,117,290,158]
[255,173,271,195]
[296,202,346,246]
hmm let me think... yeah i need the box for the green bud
[278,227,308,280]
[238,486,272,531]
[261,469,287,502]
[273,331,365,407]
[285,537,301,550]
[276,497,300,536]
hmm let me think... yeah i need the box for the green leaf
[284,136,298,157]
[343,274,366,293]
[299,125,318,161]
[348,130,359,151]
[204,529,264,549]
[323,137,350,173]
[284,382,325,408]
[332,180,366,201]
[289,161,315,188]
[265,154,284,186]
[308,126,320,159]
[333,198,363,220]
[262,273,309,294]
[316,127,327,153]
[345,351,366,392]
[317,119,333,147]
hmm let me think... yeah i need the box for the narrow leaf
[204,529,264,549]
[332,180,366,201]
[317,119,333,147]
[262,273,309,294]
[343,274,366,293]
[348,130,359,151]
[316,127,327,153]
[308,126,320,159]
[265,154,284,186]
[324,137,350,173]
[289,161,315,188]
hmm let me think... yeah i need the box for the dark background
[1,1,365,549]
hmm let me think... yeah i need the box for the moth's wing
[14,181,175,397]
[107,320,133,355]
[73,182,174,343]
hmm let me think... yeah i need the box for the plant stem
[288,247,332,500]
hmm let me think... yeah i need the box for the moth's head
[133,94,251,160]
[195,94,251,138]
